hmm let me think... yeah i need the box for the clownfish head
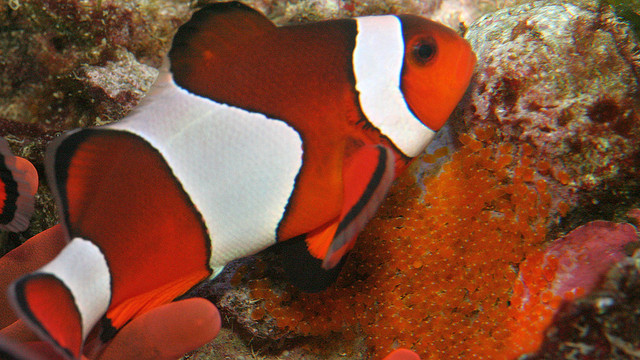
[400,15,476,132]
[352,15,475,158]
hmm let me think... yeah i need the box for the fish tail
[0,138,38,232]
[9,237,111,360]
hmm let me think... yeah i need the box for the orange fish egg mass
[242,127,557,359]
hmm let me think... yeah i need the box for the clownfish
[9,2,475,358]
[0,137,37,233]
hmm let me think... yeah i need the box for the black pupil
[413,38,437,65]
[417,43,435,60]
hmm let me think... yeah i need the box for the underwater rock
[0,0,192,240]
[188,254,371,358]
[462,1,640,221]
[190,255,295,342]
[528,246,640,359]
[506,220,639,357]
[249,0,445,25]
[603,0,640,40]
[73,50,157,123]
[0,0,191,134]
[541,221,638,297]
[626,208,640,224]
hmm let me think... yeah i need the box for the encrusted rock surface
[461,1,640,229]
[0,0,192,243]
[506,220,640,357]
[528,250,640,359]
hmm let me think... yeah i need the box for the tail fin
[9,237,111,360]
[0,137,38,232]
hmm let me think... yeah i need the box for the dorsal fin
[169,1,276,91]
[165,0,359,146]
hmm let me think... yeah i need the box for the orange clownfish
[9,2,475,359]
[0,137,37,233]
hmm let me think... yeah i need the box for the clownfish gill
[9,2,475,359]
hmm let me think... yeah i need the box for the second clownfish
[9,2,475,359]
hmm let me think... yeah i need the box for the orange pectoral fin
[10,274,83,360]
[280,145,395,292]
[304,219,339,260]
[321,145,396,269]
[304,145,396,266]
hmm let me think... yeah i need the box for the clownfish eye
[411,37,437,65]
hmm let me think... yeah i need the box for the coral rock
[462,1,640,221]
[506,220,639,357]
[529,246,640,359]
